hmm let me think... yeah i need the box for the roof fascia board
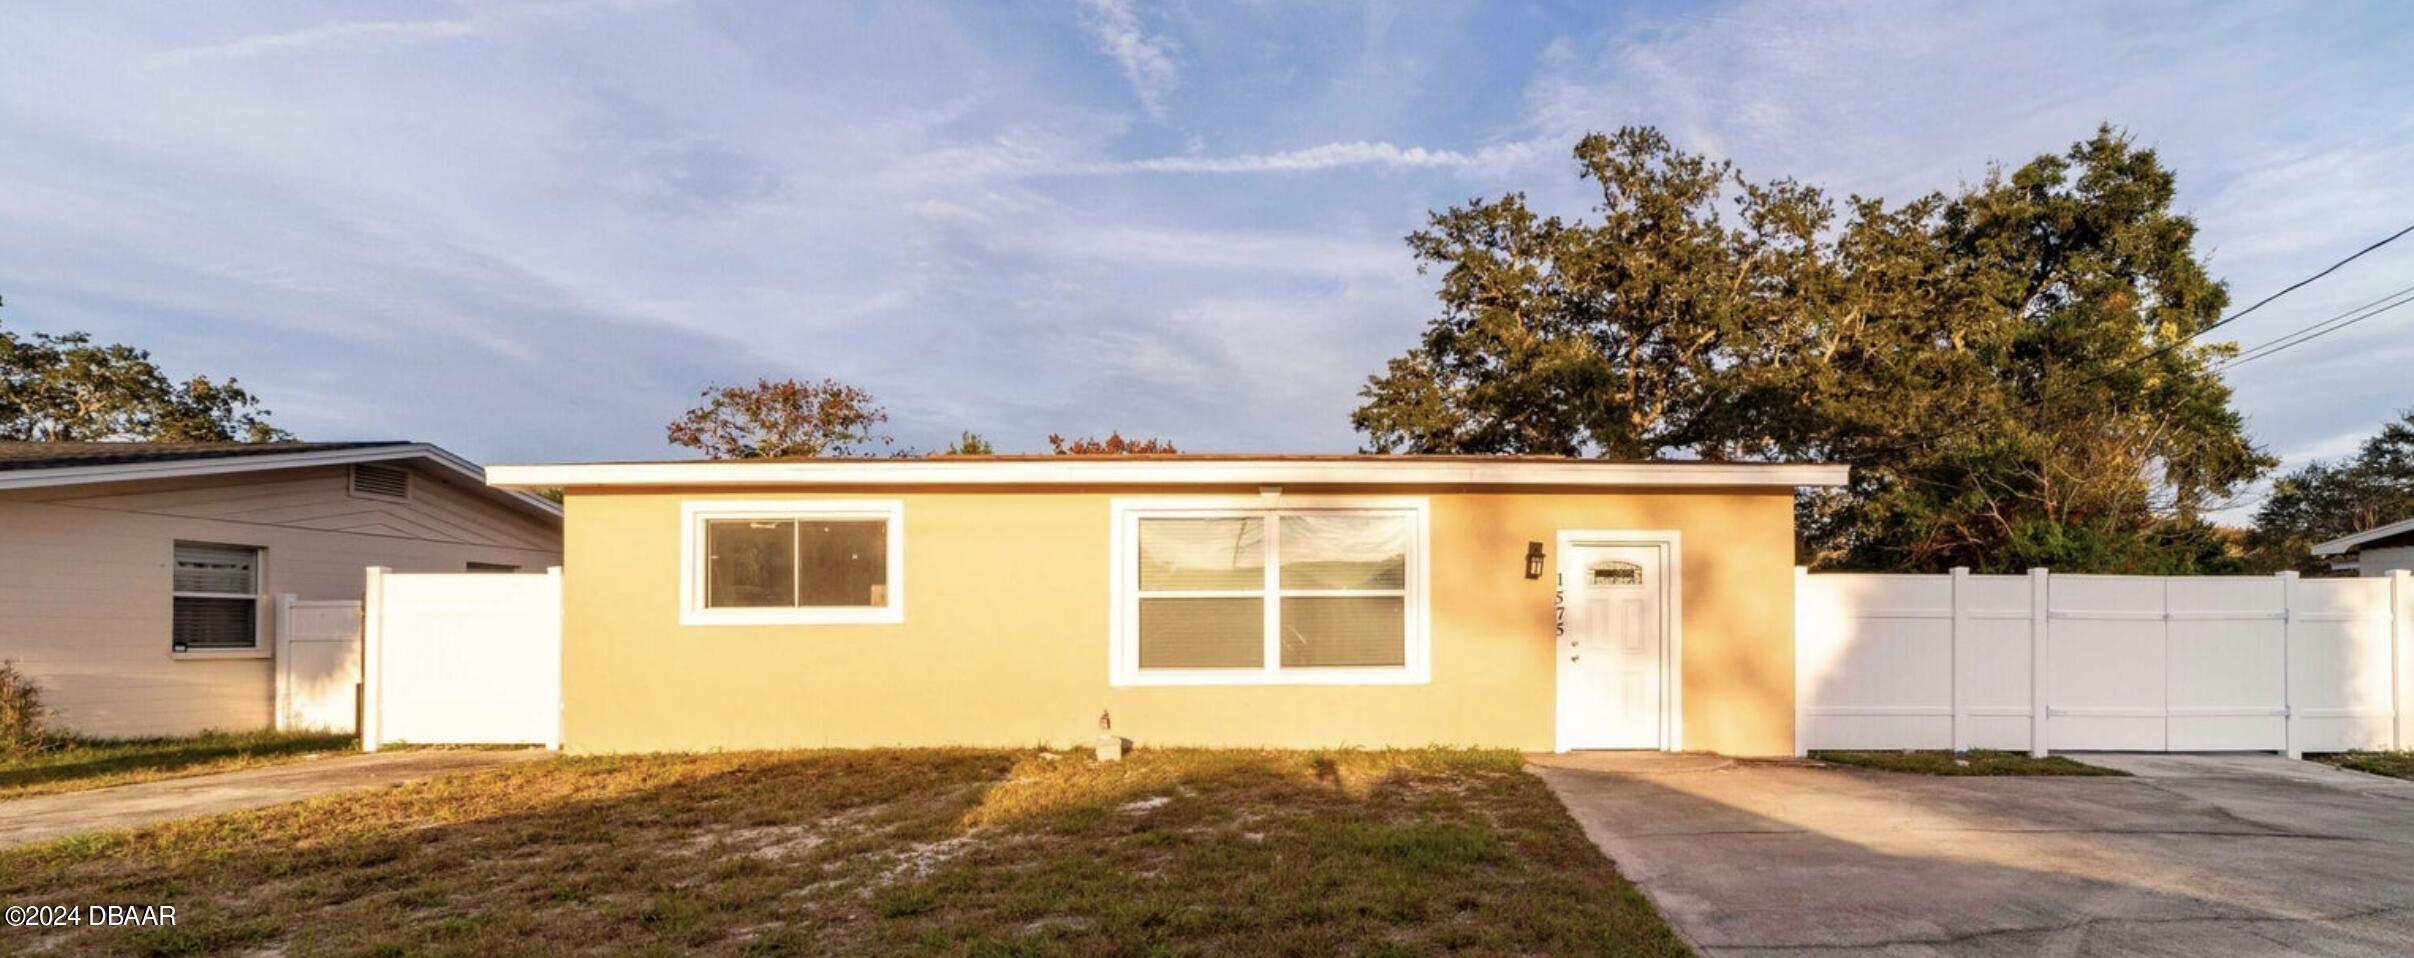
[2312,516,2414,555]
[0,444,563,519]
[486,460,1851,490]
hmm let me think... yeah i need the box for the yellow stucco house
[488,455,1847,757]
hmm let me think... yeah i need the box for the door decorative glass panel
[1588,560,1643,586]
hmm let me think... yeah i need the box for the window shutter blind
[172,543,260,651]
[1278,596,1406,667]
[173,543,258,594]
[173,597,258,650]
[1137,597,1265,668]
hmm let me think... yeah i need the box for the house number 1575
[1553,572,1564,639]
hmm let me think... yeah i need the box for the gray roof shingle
[0,441,411,472]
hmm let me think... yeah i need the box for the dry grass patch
[0,730,357,800]
[0,747,1686,957]
[2312,751,2414,781]
[1813,749,2127,776]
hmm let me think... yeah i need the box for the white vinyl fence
[362,566,562,751]
[274,597,364,733]
[1796,568,2414,758]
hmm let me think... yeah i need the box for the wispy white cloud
[144,0,668,68]
[1079,139,1544,175]
[879,129,1541,183]
[147,17,484,67]
[1028,225,1409,278]
[1077,0,1178,120]
[7,0,2410,468]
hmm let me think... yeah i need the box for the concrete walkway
[0,749,551,849]
[1531,751,2414,957]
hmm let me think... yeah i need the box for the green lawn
[0,730,357,801]
[2311,751,2414,781]
[1813,749,2127,777]
[0,748,1688,957]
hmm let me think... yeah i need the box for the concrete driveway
[0,749,550,849]
[1531,751,2414,957]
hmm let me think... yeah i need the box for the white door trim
[1555,529,1683,752]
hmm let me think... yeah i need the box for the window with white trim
[680,501,904,625]
[172,542,262,652]
[1114,500,1427,685]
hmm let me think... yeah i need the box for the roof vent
[350,463,411,500]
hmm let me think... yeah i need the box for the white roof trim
[0,443,562,519]
[2312,516,2414,556]
[486,458,1850,491]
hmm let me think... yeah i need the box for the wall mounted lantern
[1525,541,1546,579]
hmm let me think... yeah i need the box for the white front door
[1557,543,1667,750]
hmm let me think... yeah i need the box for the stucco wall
[0,465,563,738]
[559,485,1798,756]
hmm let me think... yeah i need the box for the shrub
[0,659,52,755]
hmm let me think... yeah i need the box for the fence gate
[2046,576,2287,751]
[1797,569,2410,757]
[275,597,364,733]
[362,567,562,750]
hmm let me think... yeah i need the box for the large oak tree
[0,298,290,443]
[1354,127,2270,572]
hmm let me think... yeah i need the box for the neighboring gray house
[0,442,562,738]
[2312,517,2414,577]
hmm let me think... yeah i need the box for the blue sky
[3,1,2410,513]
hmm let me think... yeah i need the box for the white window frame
[1109,496,1431,686]
[171,541,268,658]
[680,499,905,626]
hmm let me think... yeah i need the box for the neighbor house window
[680,500,904,625]
[1112,499,1427,686]
[172,542,263,652]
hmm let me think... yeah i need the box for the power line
[2197,222,2414,340]
[1835,225,2414,460]
[1964,285,2414,516]
[2213,286,2414,374]
[2023,222,2414,401]
[2216,282,2414,366]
